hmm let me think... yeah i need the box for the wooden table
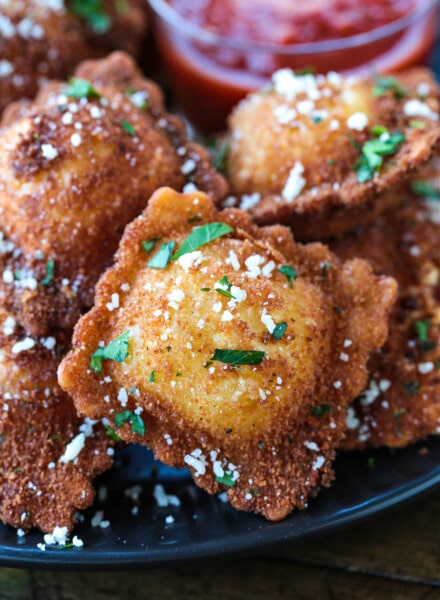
[1,488,438,600]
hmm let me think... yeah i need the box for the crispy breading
[330,187,440,449]
[0,0,149,114]
[0,309,113,533]
[58,187,396,521]
[225,67,440,241]
[0,52,227,337]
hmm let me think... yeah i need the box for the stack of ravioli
[0,3,438,540]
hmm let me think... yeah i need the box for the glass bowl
[148,0,439,133]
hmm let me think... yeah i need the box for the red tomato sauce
[153,0,438,132]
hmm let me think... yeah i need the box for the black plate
[0,439,439,570]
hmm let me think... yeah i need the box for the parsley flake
[65,78,101,100]
[215,472,236,487]
[121,119,136,136]
[409,120,426,129]
[105,426,121,442]
[310,404,333,416]
[147,241,176,269]
[142,237,161,255]
[393,409,406,437]
[272,322,287,340]
[172,222,233,260]
[215,275,235,299]
[372,73,407,99]
[411,180,440,200]
[41,260,54,286]
[415,319,436,352]
[148,370,155,383]
[90,330,130,374]
[210,349,265,366]
[67,0,112,33]
[114,410,145,436]
[354,131,405,182]
[278,265,298,288]
[401,381,420,396]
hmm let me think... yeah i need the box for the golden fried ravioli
[0,309,114,533]
[330,185,440,449]
[0,0,149,114]
[225,67,440,241]
[0,51,226,336]
[59,187,397,521]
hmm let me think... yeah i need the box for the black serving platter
[0,438,439,570]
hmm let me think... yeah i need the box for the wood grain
[271,490,440,585]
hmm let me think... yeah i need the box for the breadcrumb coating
[0,309,113,533]
[331,182,440,449]
[0,51,227,336]
[0,0,149,114]
[59,187,396,521]
[225,67,439,241]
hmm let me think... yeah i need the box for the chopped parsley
[172,222,233,260]
[393,409,406,437]
[320,261,333,280]
[148,370,155,383]
[147,241,176,269]
[310,404,333,416]
[215,275,235,299]
[67,0,112,33]
[90,330,130,374]
[272,322,287,340]
[215,471,236,487]
[41,260,54,286]
[278,265,298,288]
[354,130,405,182]
[213,139,230,173]
[415,319,436,352]
[188,215,202,224]
[65,78,101,100]
[401,381,420,396]
[210,349,265,366]
[114,410,145,436]
[105,426,121,442]
[372,73,407,99]
[121,119,136,136]
[142,237,161,255]
[410,180,440,200]
[409,120,426,129]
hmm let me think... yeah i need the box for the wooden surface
[1,489,439,600]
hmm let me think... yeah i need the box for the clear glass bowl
[148,0,439,133]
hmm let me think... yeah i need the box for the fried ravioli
[0,51,227,337]
[225,68,440,241]
[0,0,149,114]
[58,187,397,521]
[330,186,440,449]
[0,309,113,533]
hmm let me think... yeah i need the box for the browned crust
[0,312,114,533]
[0,0,149,114]
[58,187,396,521]
[226,68,440,241]
[0,51,227,336]
[330,190,440,449]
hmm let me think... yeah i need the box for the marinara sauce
[152,0,438,132]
